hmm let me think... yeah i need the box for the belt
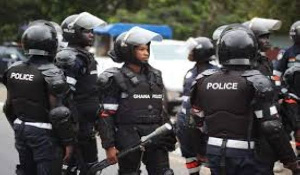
[208,137,254,149]
[14,118,52,130]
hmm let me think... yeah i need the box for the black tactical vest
[195,70,255,139]
[115,66,164,124]
[73,49,99,104]
[254,54,273,76]
[6,63,50,122]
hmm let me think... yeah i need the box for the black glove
[155,131,177,151]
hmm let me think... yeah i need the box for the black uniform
[190,25,298,175]
[98,65,172,175]
[176,36,217,175]
[3,22,75,175]
[97,27,175,175]
[56,12,106,174]
[281,65,300,154]
[254,53,273,77]
[3,58,74,175]
[55,47,99,172]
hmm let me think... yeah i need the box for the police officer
[97,27,176,175]
[176,37,217,175]
[190,25,299,175]
[281,65,300,157]
[250,25,274,76]
[273,21,300,87]
[55,12,106,174]
[243,18,282,77]
[3,22,75,175]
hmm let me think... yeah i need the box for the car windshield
[0,46,26,60]
[150,43,188,61]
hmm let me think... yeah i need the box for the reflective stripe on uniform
[121,92,128,98]
[270,106,278,115]
[66,76,77,85]
[275,80,281,86]
[14,118,52,130]
[181,108,186,115]
[90,70,98,75]
[208,137,255,149]
[254,110,263,118]
[103,104,119,110]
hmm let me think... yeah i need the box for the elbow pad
[260,119,296,164]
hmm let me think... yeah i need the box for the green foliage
[0,0,299,42]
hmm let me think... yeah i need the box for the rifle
[86,121,174,175]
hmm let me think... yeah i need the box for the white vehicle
[149,40,194,113]
[96,56,122,74]
[95,39,194,114]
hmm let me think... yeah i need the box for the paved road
[0,84,293,175]
[0,112,192,175]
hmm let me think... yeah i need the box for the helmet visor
[124,26,163,45]
[249,17,282,31]
[184,37,198,52]
[73,12,107,30]
[212,25,228,41]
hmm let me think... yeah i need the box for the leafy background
[0,0,299,42]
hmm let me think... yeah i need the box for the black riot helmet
[185,37,215,62]
[290,21,300,44]
[108,26,163,64]
[217,24,258,66]
[22,22,58,57]
[61,12,106,46]
[28,20,67,51]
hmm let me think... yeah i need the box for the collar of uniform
[122,66,140,85]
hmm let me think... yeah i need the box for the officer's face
[134,44,149,62]
[80,29,94,47]
[258,35,271,51]
[188,51,194,61]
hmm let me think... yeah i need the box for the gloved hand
[156,131,177,151]
[284,160,300,174]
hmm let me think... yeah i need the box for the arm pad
[260,119,297,164]
[49,106,75,145]
[96,116,116,149]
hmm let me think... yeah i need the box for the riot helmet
[109,26,163,64]
[244,18,282,51]
[290,21,300,44]
[217,24,258,66]
[185,37,215,62]
[50,21,67,50]
[22,22,58,57]
[61,12,106,47]
[212,25,229,42]
[29,20,67,51]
